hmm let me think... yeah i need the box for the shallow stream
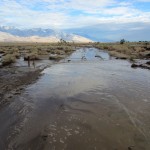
[0,48,150,150]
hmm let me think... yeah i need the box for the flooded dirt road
[0,48,150,150]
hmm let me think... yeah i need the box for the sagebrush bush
[1,54,16,66]
[24,52,39,61]
[49,55,65,60]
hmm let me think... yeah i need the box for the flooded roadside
[0,47,150,150]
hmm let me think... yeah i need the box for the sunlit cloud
[0,0,150,29]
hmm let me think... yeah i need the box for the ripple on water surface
[1,48,150,150]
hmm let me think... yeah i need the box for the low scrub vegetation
[1,41,149,66]
[94,41,150,60]
[49,55,65,61]
[13,52,20,59]
[0,42,83,66]
[24,52,40,61]
[1,54,16,66]
[109,51,129,59]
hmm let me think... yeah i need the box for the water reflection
[0,53,3,61]
[1,48,150,150]
[14,57,53,68]
[64,47,110,63]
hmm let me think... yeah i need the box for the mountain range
[0,26,93,43]
[1,22,149,42]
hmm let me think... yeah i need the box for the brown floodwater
[0,48,150,150]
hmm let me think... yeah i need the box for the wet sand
[0,48,150,150]
[0,58,54,107]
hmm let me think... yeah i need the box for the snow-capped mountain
[0,26,93,43]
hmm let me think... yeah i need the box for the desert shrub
[13,52,20,59]
[56,50,65,55]
[133,46,143,52]
[28,47,38,53]
[24,52,39,61]
[103,45,109,49]
[0,48,7,54]
[1,54,16,66]
[110,45,130,54]
[13,48,19,52]
[129,56,135,62]
[46,49,52,53]
[120,39,125,44]
[109,51,129,59]
[64,47,74,53]
[38,49,48,55]
[49,55,65,61]
[7,48,19,54]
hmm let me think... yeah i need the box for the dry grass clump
[47,46,74,52]
[46,46,74,56]
[13,52,20,59]
[49,55,65,61]
[7,48,19,54]
[95,43,109,50]
[64,47,74,54]
[0,47,21,58]
[109,51,129,59]
[50,50,65,55]
[24,52,40,61]
[95,43,132,58]
[38,49,48,55]
[0,42,92,64]
[133,46,143,52]
[1,54,16,66]
[0,48,6,54]
[94,42,150,59]
[110,45,130,52]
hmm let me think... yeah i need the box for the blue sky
[0,0,150,28]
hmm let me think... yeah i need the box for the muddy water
[0,48,150,150]
[14,57,53,68]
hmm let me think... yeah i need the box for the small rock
[145,53,150,58]
[128,145,134,150]
[41,135,48,141]
[6,94,13,99]
[146,61,150,65]
[14,92,21,95]
[131,64,138,68]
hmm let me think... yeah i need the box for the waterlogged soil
[0,58,54,107]
[0,48,150,150]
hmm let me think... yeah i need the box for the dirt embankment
[0,66,46,107]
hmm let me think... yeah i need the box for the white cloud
[136,0,150,2]
[0,0,150,29]
[0,0,69,28]
[128,27,145,30]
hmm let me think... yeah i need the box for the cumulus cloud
[0,0,150,29]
